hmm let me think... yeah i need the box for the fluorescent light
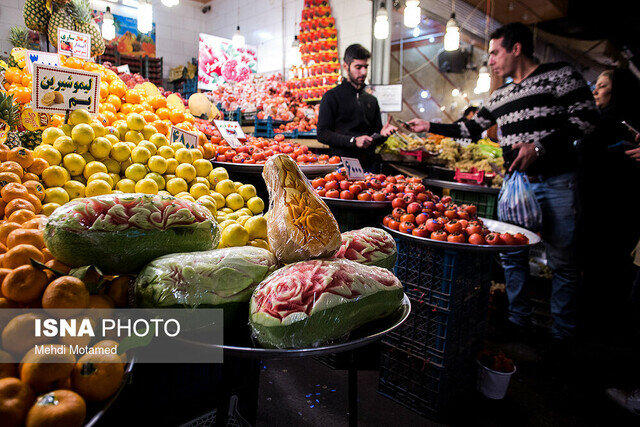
[451,88,459,97]
[420,90,430,99]
[475,65,491,93]
[137,0,152,33]
[161,0,179,7]
[374,3,389,40]
[404,0,421,28]
[102,7,116,40]
[428,36,435,43]
[462,92,467,98]
[444,13,460,51]
[232,26,245,49]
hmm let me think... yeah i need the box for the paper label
[0,119,8,144]
[116,64,131,74]
[170,126,199,149]
[57,28,92,59]
[21,108,49,131]
[25,50,60,74]
[342,157,365,180]
[213,120,246,147]
[32,63,101,114]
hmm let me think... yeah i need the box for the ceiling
[459,0,568,25]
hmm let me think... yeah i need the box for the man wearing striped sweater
[408,23,598,352]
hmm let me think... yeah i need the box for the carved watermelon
[331,227,397,271]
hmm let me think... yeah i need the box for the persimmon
[1,182,28,203]
[25,389,86,427]
[0,162,24,179]
[7,209,36,225]
[6,148,34,169]
[0,222,21,245]
[0,377,35,426]
[4,199,35,218]
[21,217,47,231]
[20,346,75,393]
[27,158,49,176]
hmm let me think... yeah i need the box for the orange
[0,161,24,179]
[155,107,171,120]
[13,87,32,104]
[183,113,195,124]
[103,110,117,125]
[21,74,32,88]
[41,248,54,263]
[100,81,109,99]
[4,199,35,218]
[64,57,84,69]
[1,312,54,357]
[21,173,40,183]
[7,209,36,225]
[140,110,158,123]
[131,104,145,114]
[0,144,10,161]
[0,222,21,245]
[106,94,121,111]
[25,389,86,427]
[49,115,64,127]
[1,265,48,303]
[0,266,9,282]
[41,276,90,315]
[6,228,45,249]
[119,103,133,115]
[22,217,47,231]
[4,67,23,84]
[45,259,71,275]
[175,121,194,131]
[103,71,117,83]
[0,244,6,255]
[93,340,127,363]
[102,102,117,114]
[151,120,169,135]
[20,346,76,394]
[24,181,45,201]
[202,143,216,159]
[95,113,109,126]
[1,182,29,203]
[108,80,126,98]
[0,377,35,426]
[0,349,17,379]
[115,112,127,121]
[169,110,186,125]
[148,95,167,110]
[2,244,44,269]
[124,90,142,104]
[0,172,21,187]
[0,297,18,308]
[6,147,34,169]
[71,352,124,401]
[27,158,48,175]
[106,276,130,307]
[25,194,42,214]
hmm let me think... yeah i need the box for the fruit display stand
[422,178,500,219]
[378,221,539,420]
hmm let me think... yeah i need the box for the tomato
[354,180,366,189]
[447,232,466,243]
[400,213,415,223]
[444,209,458,220]
[232,154,248,163]
[282,145,294,153]
[399,221,415,234]
[369,179,382,190]
[465,205,477,216]
[325,180,339,191]
[252,151,265,161]
[441,196,452,204]
[485,232,503,245]
[435,202,445,211]
[423,201,436,210]
[312,178,326,188]
[413,184,426,193]
[372,192,386,201]
[274,134,285,142]
[468,233,485,245]
[386,183,400,193]
[328,156,341,164]
[402,193,416,204]
[324,173,335,181]
[412,225,429,238]
[340,190,354,200]
[357,192,372,201]
[392,208,406,220]
[466,224,481,235]
[457,210,470,220]
[388,219,400,230]
[325,189,340,198]
[394,174,405,182]
[444,219,463,234]
[430,230,448,241]
[386,176,397,184]
[334,171,347,181]
[349,184,362,194]
[416,192,429,203]
[406,202,422,215]
[416,213,429,225]
[383,215,393,227]
[458,219,469,230]
[514,233,529,245]
[500,233,518,245]
[297,154,309,163]
[316,189,327,197]
[375,174,386,182]
[385,193,396,201]
[236,146,250,154]
[391,198,407,209]
[425,219,442,232]
[318,154,330,161]
[339,180,351,191]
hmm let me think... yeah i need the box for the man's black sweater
[317,81,383,168]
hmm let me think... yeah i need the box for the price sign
[342,157,365,180]
[116,64,131,74]
[32,63,100,114]
[25,50,60,74]
[369,84,403,113]
[170,126,199,149]
[57,28,91,60]
[214,120,246,148]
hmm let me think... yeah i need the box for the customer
[406,23,598,350]
[454,106,479,124]
[317,44,397,170]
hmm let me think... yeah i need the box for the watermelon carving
[331,227,397,270]
[249,259,404,348]
[44,193,220,274]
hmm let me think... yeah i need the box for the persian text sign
[32,63,100,114]
[57,28,91,59]
[214,120,246,148]
[170,126,199,149]
[25,50,61,74]
[342,157,365,180]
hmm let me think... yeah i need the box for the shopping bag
[497,171,542,231]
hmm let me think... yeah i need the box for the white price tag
[26,50,60,74]
[342,157,365,180]
[170,126,199,149]
[116,64,131,74]
[57,28,91,60]
[214,120,246,147]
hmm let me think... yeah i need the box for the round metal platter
[321,197,391,209]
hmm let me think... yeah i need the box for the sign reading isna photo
[57,28,92,60]
[197,33,257,91]
[32,63,100,114]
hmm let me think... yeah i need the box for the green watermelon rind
[366,253,397,271]
[249,287,404,349]
[44,224,218,274]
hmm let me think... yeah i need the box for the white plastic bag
[497,171,542,231]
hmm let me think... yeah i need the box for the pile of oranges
[0,146,49,220]
[2,67,32,105]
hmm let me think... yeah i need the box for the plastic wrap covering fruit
[134,247,278,308]
[249,259,404,348]
[262,154,341,264]
[44,193,220,274]
[331,227,397,271]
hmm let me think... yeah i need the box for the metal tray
[85,357,135,427]
[382,218,540,253]
[175,295,410,360]
[320,197,391,209]
[210,161,341,176]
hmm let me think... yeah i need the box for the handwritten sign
[213,120,246,148]
[57,28,91,60]
[342,157,365,180]
[25,50,60,74]
[116,64,131,74]
[170,126,199,149]
[369,84,403,113]
[32,63,100,114]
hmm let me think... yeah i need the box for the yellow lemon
[87,172,114,188]
[197,197,217,216]
[121,158,133,172]
[44,187,70,205]
[109,173,120,187]
[157,145,174,159]
[209,192,226,209]
[105,134,120,146]
[175,163,196,183]
[110,142,131,162]
[198,195,217,206]
[102,158,121,174]
[147,156,167,174]
[138,140,157,156]
[163,174,176,182]
[220,223,249,247]
[135,178,158,194]
[62,153,86,176]
[194,177,210,189]
[105,126,120,139]
[220,207,234,214]
[193,159,213,177]
[244,215,268,239]
[63,180,86,199]
[217,220,237,231]
[238,184,257,201]
[150,133,169,148]
[190,149,203,161]
[89,136,113,160]
[53,135,77,156]
[225,193,244,211]
[125,163,148,181]
[90,121,106,138]
[60,123,73,136]
[158,190,172,197]
[145,172,165,190]
[75,143,89,154]
[131,146,151,164]
[211,167,229,183]
[176,192,196,202]
[71,123,95,145]
[83,161,108,179]
[174,148,193,164]
[42,165,70,187]
[246,196,265,214]
[86,179,112,197]
[80,152,96,164]
[170,142,185,151]
[116,178,136,193]
[68,109,92,125]
[142,124,157,140]
[233,181,243,191]
[126,113,146,131]
[42,127,65,145]
[236,215,251,226]
[114,121,128,138]
[124,130,143,144]
[248,239,271,251]
[165,158,179,174]
[42,202,62,216]
[166,177,188,195]
[215,179,236,197]
[189,183,210,199]
[35,144,62,166]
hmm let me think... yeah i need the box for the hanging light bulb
[374,3,390,40]
[451,88,460,97]
[137,0,153,34]
[102,7,115,41]
[412,26,421,38]
[232,26,245,49]
[404,0,421,28]
[444,13,460,51]
[292,34,299,48]
[161,0,179,7]
[475,64,491,93]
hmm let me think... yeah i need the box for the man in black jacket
[317,44,396,170]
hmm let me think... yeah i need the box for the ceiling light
[444,13,460,51]
[232,26,245,49]
[462,92,467,98]
[440,106,446,111]
[419,107,425,113]
[475,64,491,93]
[451,88,460,97]
[374,3,390,40]
[420,90,430,99]
[428,36,435,43]
[404,0,421,28]
[137,0,152,34]
[122,0,139,7]
[102,6,115,40]
[412,26,420,38]
[161,0,179,6]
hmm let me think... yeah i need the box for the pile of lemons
[34,109,267,249]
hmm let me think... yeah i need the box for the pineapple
[0,92,22,149]
[7,26,32,68]
[18,130,43,149]
[23,0,50,34]
[69,0,105,57]
[47,1,75,49]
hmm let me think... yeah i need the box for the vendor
[317,44,397,171]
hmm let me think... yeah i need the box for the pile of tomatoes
[208,134,340,165]
[312,171,426,201]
